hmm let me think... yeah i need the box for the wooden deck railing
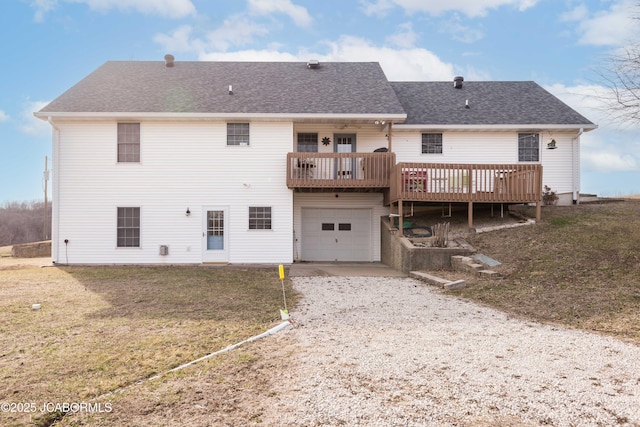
[389,163,543,204]
[286,154,542,206]
[286,152,395,189]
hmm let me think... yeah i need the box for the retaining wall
[11,241,52,258]
[381,220,474,273]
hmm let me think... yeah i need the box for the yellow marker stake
[278,264,289,320]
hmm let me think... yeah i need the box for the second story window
[297,133,318,152]
[227,123,250,146]
[117,123,140,162]
[421,133,443,154]
[518,133,539,162]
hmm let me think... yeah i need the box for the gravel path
[260,276,640,427]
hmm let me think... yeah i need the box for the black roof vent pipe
[165,54,175,68]
[453,76,464,89]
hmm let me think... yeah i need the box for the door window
[207,210,224,250]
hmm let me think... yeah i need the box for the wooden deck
[388,162,543,232]
[286,152,395,190]
[286,153,543,229]
[389,162,542,203]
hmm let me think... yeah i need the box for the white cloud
[153,25,202,53]
[30,0,57,22]
[439,15,485,43]
[22,101,52,136]
[559,4,588,22]
[386,22,419,48]
[199,36,455,81]
[361,0,538,17]
[155,16,270,53]
[248,0,312,27]
[199,49,302,62]
[581,147,638,172]
[205,15,269,51]
[359,0,395,17]
[0,110,9,122]
[571,0,637,46]
[31,0,196,21]
[321,36,455,80]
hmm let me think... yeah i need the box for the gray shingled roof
[39,61,406,116]
[390,81,595,126]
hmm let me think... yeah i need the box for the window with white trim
[421,133,443,154]
[117,207,140,247]
[518,133,539,162]
[249,207,272,230]
[227,123,250,146]
[117,123,140,162]
[297,133,318,152]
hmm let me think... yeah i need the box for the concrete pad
[409,271,450,287]
[444,279,466,290]
[289,262,407,277]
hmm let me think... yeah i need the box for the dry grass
[456,200,640,345]
[0,262,297,426]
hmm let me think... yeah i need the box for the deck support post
[398,200,404,236]
[535,200,541,222]
[468,201,473,229]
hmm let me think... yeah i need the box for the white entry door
[334,134,356,179]
[301,208,372,261]
[202,206,229,263]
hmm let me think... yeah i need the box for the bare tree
[600,43,640,124]
[598,4,640,124]
[0,201,51,247]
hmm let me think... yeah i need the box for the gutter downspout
[572,128,583,204]
[47,117,60,264]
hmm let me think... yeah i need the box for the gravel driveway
[259,276,640,426]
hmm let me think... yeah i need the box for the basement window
[249,206,272,230]
[117,207,140,247]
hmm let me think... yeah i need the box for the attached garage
[301,208,372,261]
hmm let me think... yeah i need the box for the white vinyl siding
[393,129,580,199]
[53,120,293,264]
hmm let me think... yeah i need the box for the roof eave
[393,123,597,132]
[35,111,408,124]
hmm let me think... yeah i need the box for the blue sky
[1,0,639,202]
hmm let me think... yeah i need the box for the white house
[35,57,596,265]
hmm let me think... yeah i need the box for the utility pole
[43,156,49,241]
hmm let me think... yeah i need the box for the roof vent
[164,54,175,68]
[453,76,464,89]
[307,59,320,69]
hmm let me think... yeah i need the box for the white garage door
[301,208,372,261]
